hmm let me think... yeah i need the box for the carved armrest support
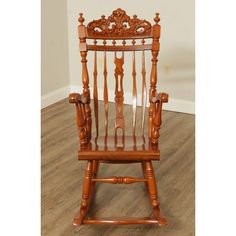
[151,92,169,144]
[151,92,169,103]
[69,93,89,144]
[69,93,89,104]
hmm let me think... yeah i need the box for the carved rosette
[87,8,152,37]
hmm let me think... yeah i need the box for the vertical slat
[132,39,137,136]
[103,40,108,136]
[114,51,125,136]
[93,45,99,136]
[141,46,147,136]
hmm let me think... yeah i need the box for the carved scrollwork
[87,8,152,38]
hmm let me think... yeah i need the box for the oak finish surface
[41,99,195,235]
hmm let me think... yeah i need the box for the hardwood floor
[41,98,195,236]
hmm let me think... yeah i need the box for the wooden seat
[78,136,160,160]
[69,8,169,226]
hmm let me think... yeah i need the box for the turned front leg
[92,160,99,178]
[145,161,167,226]
[141,162,149,190]
[78,161,93,224]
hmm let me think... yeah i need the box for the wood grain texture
[93,48,99,136]
[78,135,160,160]
[87,44,152,51]
[151,93,169,144]
[92,176,147,184]
[69,93,88,144]
[141,50,147,136]
[103,49,108,136]
[132,48,137,136]
[78,17,92,140]
[76,160,93,224]
[148,13,160,139]
[114,52,125,136]
[42,99,195,236]
[83,217,158,225]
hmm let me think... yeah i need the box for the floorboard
[41,98,195,236]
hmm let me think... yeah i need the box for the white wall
[67,0,195,114]
[41,0,70,108]
[41,0,194,112]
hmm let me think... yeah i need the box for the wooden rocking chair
[69,8,168,226]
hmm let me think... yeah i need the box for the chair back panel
[78,9,161,138]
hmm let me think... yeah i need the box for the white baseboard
[164,98,195,114]
[70,85,195,114]
[41,86,70,109]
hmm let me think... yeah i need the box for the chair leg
[141,161,149,190]
[144,161,168,226]
[92,160,99,179]
[89,160,100,199]
[74,160,93,225]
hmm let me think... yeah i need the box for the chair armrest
[151,92,169,103]
[151,92,169,144]
[69,93,89,144]
[69,93,89,104]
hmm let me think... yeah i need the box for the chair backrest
[78,8,161,138]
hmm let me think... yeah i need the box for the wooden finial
[154,13,160,24]
[78,13,85,25]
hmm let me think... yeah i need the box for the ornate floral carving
[87,8,152,38]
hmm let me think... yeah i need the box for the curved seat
[78,136,160,160]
